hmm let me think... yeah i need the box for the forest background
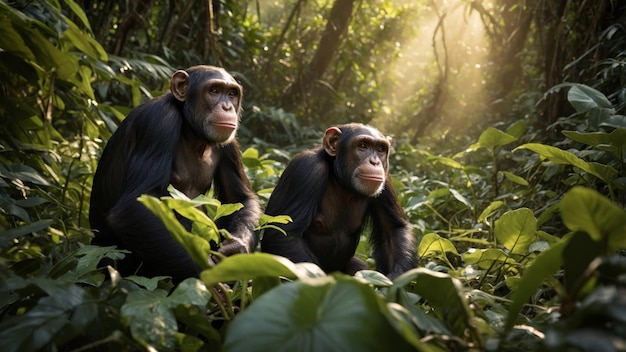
[1,0,625,351]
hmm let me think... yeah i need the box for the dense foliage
[1,0,625,351]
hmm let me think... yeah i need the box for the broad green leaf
[70,66,95,100]
[258,214,293,226]
[599,114,626,129]
[384,303,435,351]
[477,201,504,223]
[0,219,53,245]
[126,276,170,291]
[562,128,626,148]
[418,233,459,257]
[215,203,244,221]
[167,185,191,201]
[173,305,221,349]
[586,162,618,183]
[241,147,259,158]
[0,16,34,61]
[251,276,282,299]
[470,127,518,151]
[172,204,217,226]
[560,186,626,251]
[224,276,415,352]
[241,147,262,168]
[10,164,51,186]
[62,21,106,60]
[428,187,451,200]
[505,239,567,332]
[449,188,472,208]
[528,241,550,253]
[55,245,127,281]
[567,84,613,113]
[428,155,463,169]
[463,248,516,269]
[200,253,324,287]
[391,268,475,339]
[122,289,177,350]
[0,279,97,352]
[167,278,212,307]
[506,119,527,138]
[62,0,92,30]
[354,270,393,287]
[562,129,626,160]
[514,143,617,183]
[190,221,221,244]
[501,171,529,186]
[563,232,604,294]
[494,208,536,255]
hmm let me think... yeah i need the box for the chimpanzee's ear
[322,127,342,157]
[170,70,189,102]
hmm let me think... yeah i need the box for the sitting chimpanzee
[261,123,416,279]
[89,65,261,283]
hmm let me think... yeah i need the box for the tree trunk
[279,0,355,112]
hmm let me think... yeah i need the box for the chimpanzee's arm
[213,141,262,254]
[369,180,417,279]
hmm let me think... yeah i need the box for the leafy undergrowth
[2,84,626,351]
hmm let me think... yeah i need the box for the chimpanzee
[260,123,416,279]
[89,65,261,283]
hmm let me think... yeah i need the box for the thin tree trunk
[262,0,306,75]
[280,0,355,112]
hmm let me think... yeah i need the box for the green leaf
[171,204,216,226]
[567,84,613,113]
[173,305,221,349]
[506,119,527,138]
[560,186,626,251]
[562,128,626,160]
[418,233,459,258]
[469,127,518,151]
[599,114,626,129]
[514,143,617,183]
[0,279,97,352]
[494,208,537,255]
[241,147,262,168]
[10,164,51,186]
[449,188,472,208]
[258,214,293,227]
[563,232,604,294]
[55,245,127,281]
[477,201,504,223]
[504,239,567,332]
[167,278,212,307]
[0,16,35,61]
[0,219,53,245]
[167,185,190,200]
[126,276,170,291]
[200,253,324,287]
[390,268,475,339]
[463,248,517,269]
[62,0,93,30]
[428,155,463,169]
[354,270,393,287]
[215,203,243,221]
[224,276,415,352]
[122,289,177,350]
[138,195,213,270]
[501,171,529,186]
